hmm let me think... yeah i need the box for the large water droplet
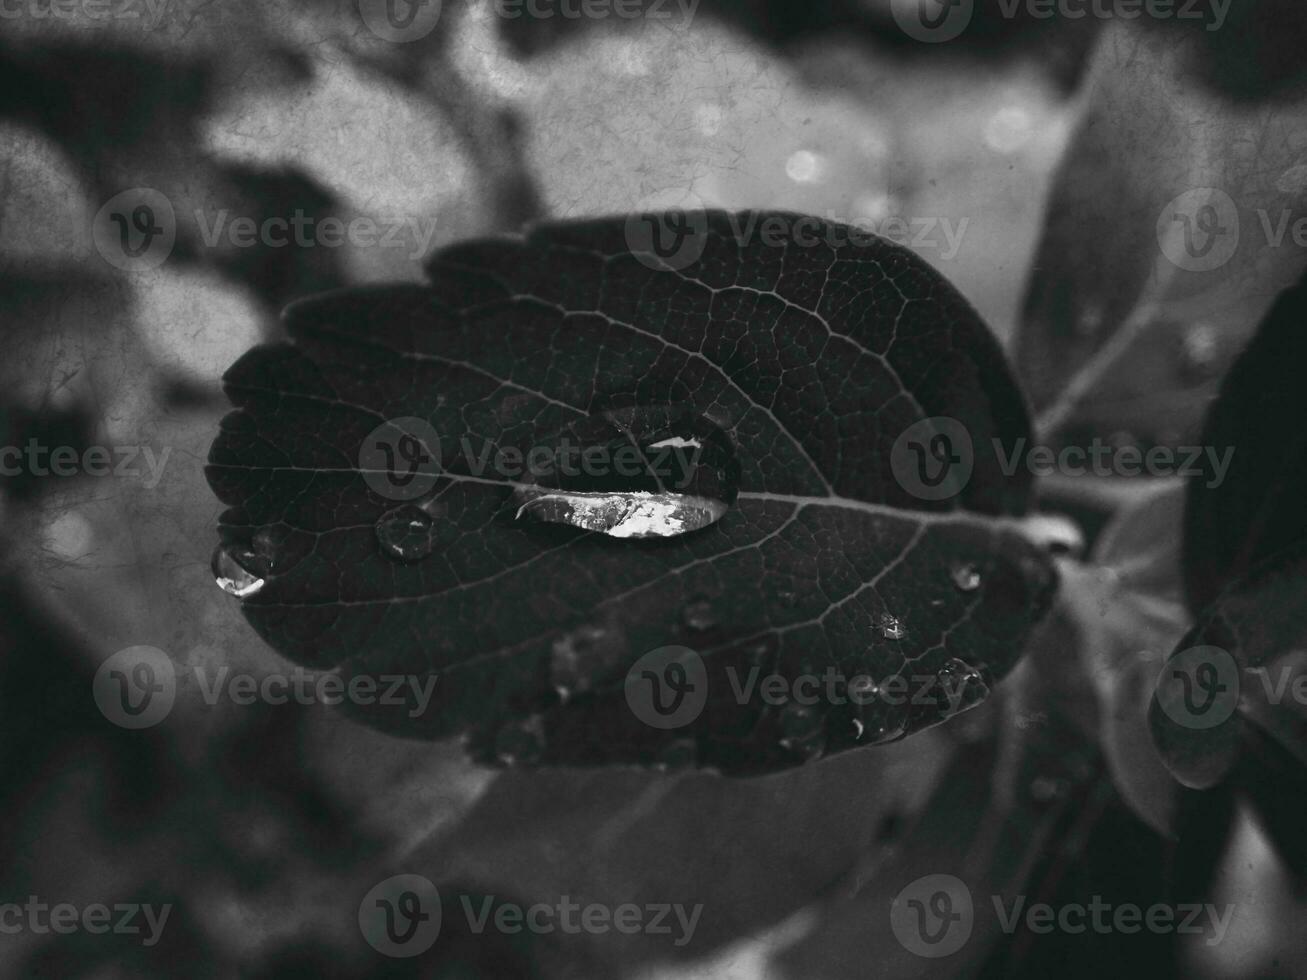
[511,406,739,541]
[515,489,729,539]
[212,544,266,598]
[950,562,982,592]
[876,613,907,641]
[375,504,436,562]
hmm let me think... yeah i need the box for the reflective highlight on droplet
[375,504,436,562]
[514,489,729,539]
[877,613,907,641]
[211,544,266,598]
[950,562,982,592]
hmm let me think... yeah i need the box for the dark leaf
[1183,272,1307,613]
[419,731,952,970]
[1015,23,1307,450]
[1045,482,1190,835]
[1150,543,1307,792]
[207,211,1056,774]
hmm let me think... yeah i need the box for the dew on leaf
[778,702,826,761]
[934,658,993,719]
[950,562,982,592]
[211,544,266,598]
[862,699,910,744]
[876,613,906,641]
[375,504,436,562]
[682,596,717,632]
[514,489,730,539]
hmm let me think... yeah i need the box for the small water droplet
[777,588,798,608]
[876,613,906,641]
[862,699,909,744]
[950,562,982,592]
[778,702,826,761]
[934,658,992,718]
[682,596,717,632]
[847,674,878,702]
[375,504,436,562]
[743,639,774,666]
[851,718,865,739]
[495,716,546,766]
[212,544,266,598]
[655,737,698,770]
